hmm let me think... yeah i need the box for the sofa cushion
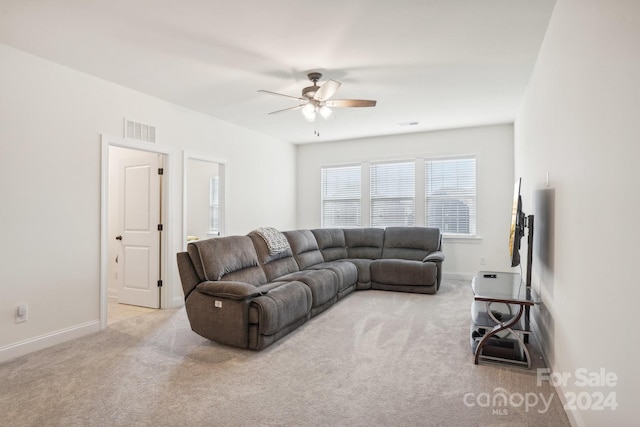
[187,236,267,285]
[276,269,338,310]
[249,281,312,336]
[284,230,325,269]
[248,232,300,282]
[371,259,437,287]
[342,259,375,289]
[306,260,358,293]
[311,228,348,261]
[381,227,441,261]
[344,228,385,259]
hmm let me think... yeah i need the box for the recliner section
[176,227,444,350]
[248,231,342,317]
[285,229,358,300]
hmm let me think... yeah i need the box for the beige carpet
[0,280,570,426]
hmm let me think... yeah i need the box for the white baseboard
[443,272,474,281]
[0,320,101,364]
[171,296,185,309]
[530,317,583,427]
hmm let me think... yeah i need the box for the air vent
[124,118,156,143]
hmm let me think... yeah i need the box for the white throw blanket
[253,227,290,255]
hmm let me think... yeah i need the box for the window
[321,165,361,227]
[370,161,415,227]
[185,157,225,240]
[320,155,476,234]
[209,176,220,234]
[425,157,476,235]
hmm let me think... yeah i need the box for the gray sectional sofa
[176,227,444,350]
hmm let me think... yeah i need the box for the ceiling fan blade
[258,90,305,101]
[313,79,341,102]
[324,99,377,108]
[267,104,306,115]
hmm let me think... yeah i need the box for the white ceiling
[0,0,555,144]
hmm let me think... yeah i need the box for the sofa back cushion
[248,232,300,282]
[381,227,441,261]
[311,228,348,261]
[344,228,385,259]
[187,236,267,285]
[283,230,325,269]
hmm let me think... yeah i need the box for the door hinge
[158,168,164,175]
[157,280,163,287]
[157,224,163,231]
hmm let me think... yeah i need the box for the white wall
[0,44,297,362]
[296,124,516,278]
[515,1,640,425]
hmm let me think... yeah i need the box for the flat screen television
[509,178,525,267]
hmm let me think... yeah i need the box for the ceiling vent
[124,118,156,143]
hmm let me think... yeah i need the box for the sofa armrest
[197,281,266,300]
[423,251,445,263]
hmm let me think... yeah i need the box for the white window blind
[321,165,361,227]
[425,157,476,235]
[209,177,220,234]
[370,161,415,227]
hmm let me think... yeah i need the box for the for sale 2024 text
[537,368,618,411]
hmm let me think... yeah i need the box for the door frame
[99,134,178,329]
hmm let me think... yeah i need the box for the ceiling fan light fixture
[302,103,316,122]
[318,105,333,119]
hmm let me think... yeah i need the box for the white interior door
[117,150,163,308]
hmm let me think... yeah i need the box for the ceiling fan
[258,72,377,122]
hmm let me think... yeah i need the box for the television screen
[509,178,523,267]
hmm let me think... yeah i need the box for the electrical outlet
[480,257,486,265]
[15,304,28,323]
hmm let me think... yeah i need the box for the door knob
[115,235,123,240]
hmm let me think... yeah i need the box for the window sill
[443,234,482,243]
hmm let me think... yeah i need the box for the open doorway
[102,141,169,326]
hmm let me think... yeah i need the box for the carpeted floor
[0,280,570,426]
